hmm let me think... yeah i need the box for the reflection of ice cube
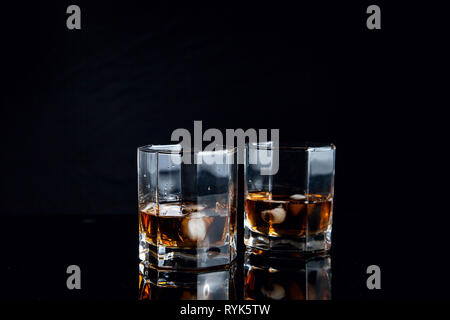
[290,194,306,200]
[261,283,286,300]
[197,270,229,300]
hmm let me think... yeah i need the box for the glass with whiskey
[245,143,335,254]
[138,144,237,269]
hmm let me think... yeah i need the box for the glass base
[140,237,237,269]
[244,227,331,256]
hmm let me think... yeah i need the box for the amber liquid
[139,201,235,248]
[245,192,332,237]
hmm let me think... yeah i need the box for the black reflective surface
[139,251,331,300]
[0,213,436,300]
[243,251,331,300]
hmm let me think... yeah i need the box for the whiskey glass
[138,144,237,269]
[244,250,331,300]
[245,142,335,254]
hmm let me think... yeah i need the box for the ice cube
[261,206,286,224]
[290,194,306,200]
[182,217,207,241]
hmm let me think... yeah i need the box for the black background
[0,1,447,301]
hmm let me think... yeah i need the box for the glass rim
[137,144,238,154]
[247,141,336,151]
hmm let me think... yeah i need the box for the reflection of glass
[244,250,331,300]
[139,262,237,300]
[138,145,237,269]
[245,143,335,254]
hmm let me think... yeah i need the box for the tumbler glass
[245,142,335,254]
[138,144,237,269]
